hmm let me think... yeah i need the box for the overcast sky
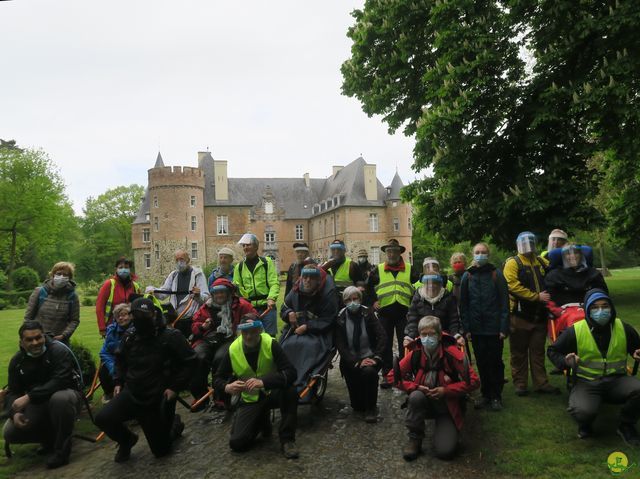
[1,1,416,214]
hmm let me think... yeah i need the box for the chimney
[363,164,378,201]
[214,160,229,201]
[332,165,343,176]
[303,173,310,188]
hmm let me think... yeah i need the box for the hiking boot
[474,397,490,410]
[617,423,640,447]
[114,432,138,463]
[281,441,299,459]
[514,388,529,397]
[490,399,503,412]
[536,384,561,395]
[577,423,592,440]
[380,376,392,390]
[46,453,69,469]
[364,410,377,423]
[402,439,422,461]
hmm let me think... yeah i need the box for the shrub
[0,298,7,310]
[10,266,40,291]
[69,341,97,393]
[16,297,26,308]
[0,270,8,290]
[81,296,96,307]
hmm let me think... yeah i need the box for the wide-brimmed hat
[293,242,309,252]
[381,239,406,254]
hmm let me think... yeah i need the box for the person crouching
[214,317,300,459]
[389,316,479,461]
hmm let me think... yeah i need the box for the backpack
[33,286,77,317]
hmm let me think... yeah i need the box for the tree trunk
[6,222,17,289]
[598,231,611,277]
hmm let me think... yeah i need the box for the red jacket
[95,275,141,333]
[190,296,256,348]
[387,334,479,430]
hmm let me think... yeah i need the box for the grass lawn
[0,271,638,477]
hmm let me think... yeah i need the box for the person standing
[285,242,310,296]
[207,247,235,287]
[459,242,510,411]
[95,257,141,338]
[152,249,210,338]
[24,262,80,344]
[504,231,559,396]
[448,253,467,304]
[356,249,374,283]
[366,239,419,389]
[322,239,365,302]
[233,233,280,336]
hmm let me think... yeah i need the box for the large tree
[342,0,639,249]
[76,184,144,280]
[0,142,78,287]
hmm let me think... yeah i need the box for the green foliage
[0,289,34,305]
[81,296,96,307]
[75,184,144,281]
[10,266,40,291]
[0,270,7,289]
[0,298,6,310]
[342,0,639,249]
[69,340,97,392]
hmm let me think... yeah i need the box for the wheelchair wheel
[313,373,328,403]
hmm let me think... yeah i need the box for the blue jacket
[208,267,234,289]
[460,264,510,336]
[100,322,130,376]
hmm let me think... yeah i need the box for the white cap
[218,247,235,257]
[238,233,258,246]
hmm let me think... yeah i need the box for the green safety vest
[375,263,414,308]
[105,278,141,319]
[233,256,277,307]
[329,258,353,289]
[575,318,628,381]
[229,333,275,403]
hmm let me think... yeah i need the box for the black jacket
[459,264,510,336]
[335,306,387,367]
[405,290,462,339]
[5,337,80,409]
[214,339,297,393]
[544,267,608,307]
[280,274,338,336]
[115,325,196,404]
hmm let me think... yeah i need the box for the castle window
[154,243,160,260]
[142,228,150,243]
[393,217,400,233]
[154,216,159,232]
[191,242,198,260]
[295,224,304,240]
[392,200,398,207]
[265,201,274,214]
[145,212,150,222]
[369,213,379,233]
[370,247,380,265]
[408,251,413,264]
[191,216,197,232]
[408,217,412,231]
[190,196,196,207]
[265,232,275,244]
[336,214,340,234]
[153,196,158,208]
[144,253,151,269]
[217,215,229,235]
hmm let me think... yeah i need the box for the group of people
[1,228,639,469]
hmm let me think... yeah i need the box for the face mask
[452,262,465,273]
[176,260,188,272]
[346,301,361,313]
[133,316,155,336]
[116,268,130,279]
[420,335,439,351]
[53,274,69,288]
[474,254,489,266]
[26,344,47,358]
[590,307,611,326]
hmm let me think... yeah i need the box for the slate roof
[132,187,150,224]
[387,171,404,200]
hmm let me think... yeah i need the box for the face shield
[422,259,440,275]
[421,274,443,299]
[562,245,586,269]
[516,232,537,255]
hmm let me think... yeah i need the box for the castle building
[132,151,413,282]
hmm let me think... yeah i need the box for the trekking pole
[258,304,273,319]
[299,378,319,399]
[550,319,558,343]
[149,290,192,295]
[85,362,102,399]
[191,388,214,411]
[176,395,193,411]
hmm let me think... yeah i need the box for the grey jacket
[24,279,80,341]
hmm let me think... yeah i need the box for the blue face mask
[474,254,489,266]
[117,268,130,279]
[590,307,611,326]
[420,334,439,351]
[346,301,361,313]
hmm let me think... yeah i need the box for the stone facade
[132,152,413,283]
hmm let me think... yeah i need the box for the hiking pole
[191,388,214,411]
[150,290,192,295]
[176,395,193,411]
[85,362,102,400]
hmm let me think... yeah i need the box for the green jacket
[233,256,280,307]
